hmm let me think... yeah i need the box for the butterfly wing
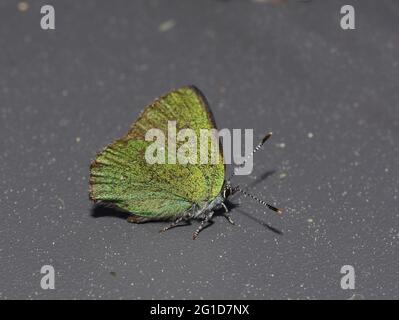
[89,86,225,219]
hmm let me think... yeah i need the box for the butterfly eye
[223,187,232,199]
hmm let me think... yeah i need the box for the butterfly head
[222,183,239,200]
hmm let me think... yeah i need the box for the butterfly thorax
[189,194,223,219]
[189,183,234,219]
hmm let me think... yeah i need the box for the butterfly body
[90,86,281,238]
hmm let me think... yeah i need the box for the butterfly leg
[223,212,235,225]
[221,202,235,225]
[159,216,189,233]
[192,211,214,240]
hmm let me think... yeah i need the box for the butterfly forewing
[90,86,225,219]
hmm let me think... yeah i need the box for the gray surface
[0,0,398,299]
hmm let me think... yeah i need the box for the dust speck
[159,20,176,32]
[17,2,29,12]
[279,172,287,179]
[276,142,286,148]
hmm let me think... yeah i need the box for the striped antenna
[228,132,273,181]
[233,186,282,214]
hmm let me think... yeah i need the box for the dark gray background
[0,0,398,299]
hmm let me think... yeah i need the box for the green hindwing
[90,86,225,219]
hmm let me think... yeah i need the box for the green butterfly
[89,86,281,239]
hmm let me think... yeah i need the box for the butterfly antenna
[228,132,273,181]
[233,186,282,214]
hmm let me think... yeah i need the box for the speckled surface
[0,0,398,299]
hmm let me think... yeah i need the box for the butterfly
[89,86,281,239]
